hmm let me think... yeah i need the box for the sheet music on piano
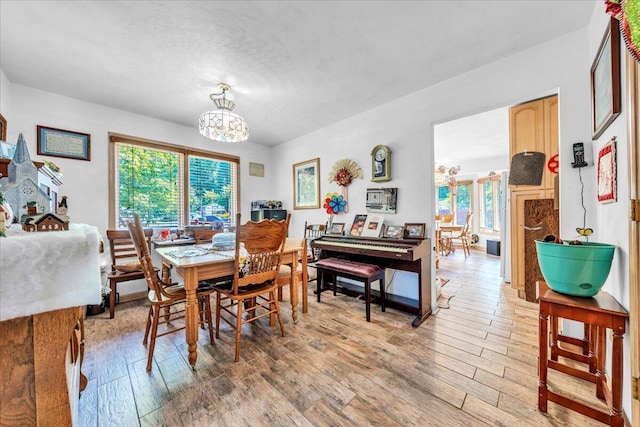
[311,234,432,327]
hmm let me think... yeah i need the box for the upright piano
[311,235,431,327]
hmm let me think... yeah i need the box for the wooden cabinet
[0,306,86,426]
[509,95,559,300]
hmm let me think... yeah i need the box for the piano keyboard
[313,240,409,253]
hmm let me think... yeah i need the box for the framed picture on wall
[597,137,617,203]
[590,17,621,140]
[293,158,320,209]
[37,125,91,161]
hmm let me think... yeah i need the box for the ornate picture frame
[293,158,320,209]
[590,17,621,140]
[597,137,617,203]
[37,125,91,161]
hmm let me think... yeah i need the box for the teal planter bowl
[535,240,616,297]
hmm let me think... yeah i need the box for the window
[109,134,239,229]
[436,180,472,225]
[477,175,502,234]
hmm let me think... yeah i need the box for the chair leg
[109,279,116,319]
[203,295,214,345]
[272,291,286,337]
[234,298,244,362]
[146,305,161,371]
[302,268,308,314]
[143,306,153,345]
[215,292,222,339]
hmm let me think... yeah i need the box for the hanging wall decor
[597,136,617,203]
[329,158,362,213]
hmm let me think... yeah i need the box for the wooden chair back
[127,213,171,300]
[232,213,290,294]
[106,228,153,272]
[304,221,328,261]
[194,228,222,244]
[460,212,473,236]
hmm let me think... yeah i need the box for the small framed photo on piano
[329,222,345,235]
[403,223,425,239]
[384,225,404,239]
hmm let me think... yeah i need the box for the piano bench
[314,257,385,322]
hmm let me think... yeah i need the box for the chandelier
[435,164,461,187]
[199,83,249,143]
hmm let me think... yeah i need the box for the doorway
[433,107,510,279]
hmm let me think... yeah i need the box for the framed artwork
[349,214,368,236]
[597,137,617,203]
[366,187,398,214]
[403,223,425,239]
[590,17,621,140]
[37,125,91,161]
[0,113,6,141]
[249,162,265,177]
[293,158,320,209]
[361,214,385,237]
[329,222,345,235]
[384,225,404,239]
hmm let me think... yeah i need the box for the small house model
[23,212,69,232]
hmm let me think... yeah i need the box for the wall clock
[371,144,391,182]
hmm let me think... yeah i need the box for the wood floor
[78,249,610,426]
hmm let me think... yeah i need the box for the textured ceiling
[0,1,594,150]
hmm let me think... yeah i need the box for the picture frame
[293,158,320,209]
[249,162,265,177]
[590,17,621,140]
[349,214,368,236]
[37,125,91,161]
[366,187,398,214]
[329,222,345,235]
[384,225,404,239]
[361,214,385,237]
[0,113,6,141]
[403,223,426,239]
[597,137,617,203]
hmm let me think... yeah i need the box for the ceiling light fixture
[199,83,249,143]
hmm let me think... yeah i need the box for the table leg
[550,315,558,361]
[588,324,597,374]
[290,257,299,323]
[596,326,606,400]
[184,267,199,371]
[611,327,624,426]
[538,302,549,412]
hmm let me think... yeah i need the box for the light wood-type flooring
[78,248,611,426]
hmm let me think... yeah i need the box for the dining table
[155,240,305,370]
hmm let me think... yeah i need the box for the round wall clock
[371,144,391,182]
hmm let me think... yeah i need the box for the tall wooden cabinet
[509,95,559,300]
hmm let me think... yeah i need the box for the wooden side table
[538,284,629,426]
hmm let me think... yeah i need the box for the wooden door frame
[626,52,639,425]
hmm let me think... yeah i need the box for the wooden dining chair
[449,212,474,257]
[105,228,157,319]
[304,221,327,262]
[214,213,290,362]
[127,213,215,371]
[193,228,222,244]
[276,237,309,316]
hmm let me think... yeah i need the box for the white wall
[272,26,594,303]
[2,80,275,295]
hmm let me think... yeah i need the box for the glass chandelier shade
[199,83,249,143]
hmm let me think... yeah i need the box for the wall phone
[572,142,588,168]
